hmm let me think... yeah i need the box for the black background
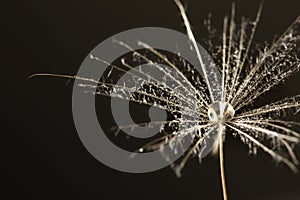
[3,0,300,199]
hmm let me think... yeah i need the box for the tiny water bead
[208,101,235,123]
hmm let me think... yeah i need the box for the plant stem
[219,132,228,200]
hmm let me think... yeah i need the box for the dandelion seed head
[31,1,300,199]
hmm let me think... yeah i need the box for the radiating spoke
[232,121,299,143]
[234,95,300,119]
[226,123,298,172]
[90,54,199,110]
[109,39,204,109]
[79,82,205,117]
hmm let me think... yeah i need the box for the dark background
[3,0,300,199]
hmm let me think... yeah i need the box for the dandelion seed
[30,0,300,199]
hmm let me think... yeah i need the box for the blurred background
[2,0,300,199]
